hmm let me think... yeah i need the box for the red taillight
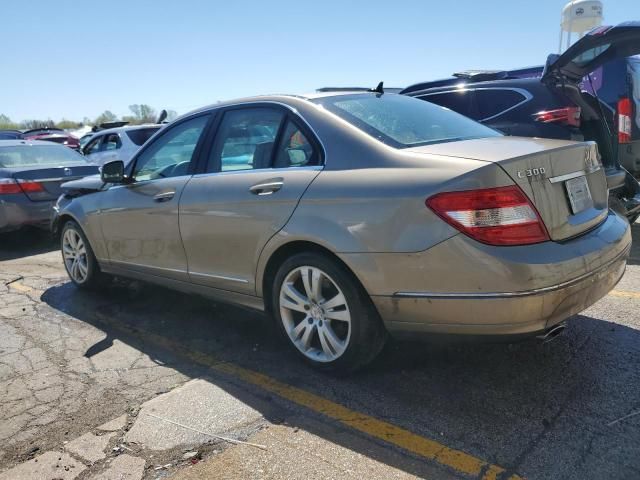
[17,180,45,193]
[0,178,45,195]
[533,107,581,127]
[617,97,632,144]
[426,185,550,246]
[0,178,22,195]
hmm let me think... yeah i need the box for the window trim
[417,87,533,123]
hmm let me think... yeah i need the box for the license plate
[565,175,593,214]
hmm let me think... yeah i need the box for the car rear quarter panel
[255,158,516,297]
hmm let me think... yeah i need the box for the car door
[179,106,323,295]
[98,114,211,281]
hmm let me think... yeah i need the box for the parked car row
[0,127,81,150]
[2,21,637,372]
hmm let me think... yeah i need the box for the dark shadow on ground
[0,228,57,261]
[41,278,640,480]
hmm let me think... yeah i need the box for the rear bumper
[372,243,627,336]
[0,197,54,233]
[340,211,631,337]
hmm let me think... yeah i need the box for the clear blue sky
[2,0,636,122]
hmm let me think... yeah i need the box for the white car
[82,124,162,166]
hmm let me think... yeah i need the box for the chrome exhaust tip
[536,323,567,344]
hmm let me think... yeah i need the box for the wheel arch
[259,239,366,315]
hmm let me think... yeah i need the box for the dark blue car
[402,22,640,222]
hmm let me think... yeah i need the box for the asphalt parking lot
[1,222,639,480]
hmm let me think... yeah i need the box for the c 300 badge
[517,167,546,179]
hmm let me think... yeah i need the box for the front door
[179,107,322,295]
[98,114,210,281]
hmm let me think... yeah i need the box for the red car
[22,128,80,151]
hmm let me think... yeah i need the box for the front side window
[132,115,209,181]
[314,94,500,148]
[84,136,103,155]
[208,108,284,172]
[103,133,121,151]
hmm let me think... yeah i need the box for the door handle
[153,191,175,202]
[249,181,283,195]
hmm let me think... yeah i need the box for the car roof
[404,77,543,95]
[182,91,391,118]
[91,124,163,136]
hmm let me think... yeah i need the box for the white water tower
[559,0,604,52]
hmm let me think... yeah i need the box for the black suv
[402,22,640,222]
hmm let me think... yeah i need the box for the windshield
[0,144,86,168]
[312,94,500,148]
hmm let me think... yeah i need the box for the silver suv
[82,125,162,166]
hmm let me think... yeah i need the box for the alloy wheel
[279,266,351,362]
[62,228,89,284]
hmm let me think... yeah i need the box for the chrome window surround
[417,87,533,122]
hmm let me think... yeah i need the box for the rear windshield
[126,127,161,146]
[0,144,86,168]
[312,94,500,148]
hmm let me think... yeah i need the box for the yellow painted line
[94,312,523,480]
[8,282,36,294]
[609,290,640,299]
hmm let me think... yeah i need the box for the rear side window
[420,91,477,119]
[103,134,121,151]
[274,121,319,167]
[474,89,527,119]
[208,108,284,172]
[126,127,161,146]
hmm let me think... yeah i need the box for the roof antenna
[369,81,384,94]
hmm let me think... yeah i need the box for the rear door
[179,106,323,295]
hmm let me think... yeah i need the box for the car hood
[542,21,640,82]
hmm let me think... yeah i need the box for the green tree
[124,104,157,124]
[56,119,82,129]
[94,110,118,126]
[0,114,19,129]
[20,119,55,130]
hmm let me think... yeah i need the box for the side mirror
[101,160,125,183]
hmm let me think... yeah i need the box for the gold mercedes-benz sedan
[53,91,631,371]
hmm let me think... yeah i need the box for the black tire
[60,220,107,289]
[272,251,387,373]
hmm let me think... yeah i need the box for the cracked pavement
[0,224,639,479]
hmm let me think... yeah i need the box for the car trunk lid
[406,136,608,241]
[7,164,99,201]
[542,22,640,83]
